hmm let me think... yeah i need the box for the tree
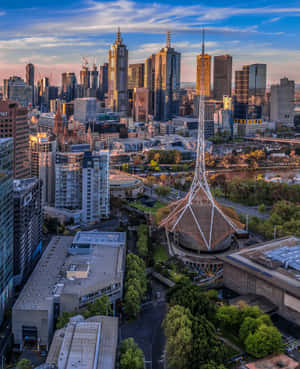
[163,305,193,369]
[245,324,283,358]
[124,285,141,316]
[200,362,226,369]
[56,311,75,329]
[85,295,112,317]
[155,185,171,197]
[258,203,266,213]
[167,280,215,320]
[189,316,226,369]
[119,338,145,369]
[216,305,240,332]
[16,359,33,369]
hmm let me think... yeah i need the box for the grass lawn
[168,269,185,283]
[130,201,165,215]
[153,245,168,263]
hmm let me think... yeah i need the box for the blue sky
[0,0,299,85]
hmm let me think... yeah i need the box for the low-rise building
[46,315,118,369]
[12,231,126,351]
[110,170,144,199]
[221,236,300,325]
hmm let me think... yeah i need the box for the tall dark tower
[99,63,108,100]
[213,55,232,100]
[26,63,35,105]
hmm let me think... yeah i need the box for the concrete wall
[223,263,300,325]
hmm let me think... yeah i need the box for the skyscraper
[144,56,155,115]
[128,63,144,90]
[91,63,99,90]
[82,150,110,224]
[61,72,77,102]
[26,63,35,105]
[108,28,128,116]
[3,76,32,108]
[80,62,90,90]
[234,65,249,119]
[55,152,84,210]
[196,53,211,97]
[248,64,267,98]
[153,31,181,121]
[0,100,30,179]
[13,178,42,286]
[271,77,295,125]
[99,63,108,100]
[0,138,14,325]
[213,55,232,100]
[29,133,57,205]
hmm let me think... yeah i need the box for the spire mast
[166,30,171,48]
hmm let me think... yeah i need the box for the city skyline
[0,0,299,85]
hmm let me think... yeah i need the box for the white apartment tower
[82,151,109,224]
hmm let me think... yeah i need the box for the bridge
[246,136,300,145]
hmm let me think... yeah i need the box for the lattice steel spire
[166,30,171,48]
[160,29,240,251]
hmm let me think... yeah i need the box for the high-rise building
[108,28,128,115]
[196,53,211,97]
[3,76,32,108]
[213,55,232,100]
[133,88,149,122]
[26,63,35,105]
[61,72,77,102]
[74,97,97,123]
[99,63,108,100]
[144,56,155,115]
[91,63,99,90]
[29,133,57,205]
[128,63,144,90]
[55,152,84,210]
[234,65,249,119]
[80,63,90,90]
[271,77,295,125]
[0,100,30,179]
[248,64,267,98]
[153,32,181,121]
[13,178,42,286]
[0,138,14,325]
[82,151,109,224]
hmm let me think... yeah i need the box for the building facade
[82,151,110,224]
[61,72,77,102]
[196,53,211,97]
[0,100,30,179]
[29,133,57,205]
[213,55,232,100]
[26,63,35,105]
[99,63,108,100]
[55,152,84,210]
[128,63,144,90]
[153,32,181,121]
[13,178,43,286]
[0,138,14,325]
[271,77,295,125]
[3,76,32,108]
[108,29,128,116]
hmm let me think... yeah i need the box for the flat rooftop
[47,316,118,369]
[13,233,125,311]
[13,236,73,311]
[72,231,126,247]
[220,236,300,297]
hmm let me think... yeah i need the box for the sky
[0,0,299,86]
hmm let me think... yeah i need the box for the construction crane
[81,56,89,68]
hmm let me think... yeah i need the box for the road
[120,281,166,369]
[215,197,270,220]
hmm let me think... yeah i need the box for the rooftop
[221,236,300,296]
[13,233,125,311]
[246,354,299,369]
[47,316,118,369]
[72,231,126,247]
[13,177,39,193]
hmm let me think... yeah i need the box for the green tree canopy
[16,359,33,369]
[245,324,283,358]
[119,338,145,369]
[163,305,193,369]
